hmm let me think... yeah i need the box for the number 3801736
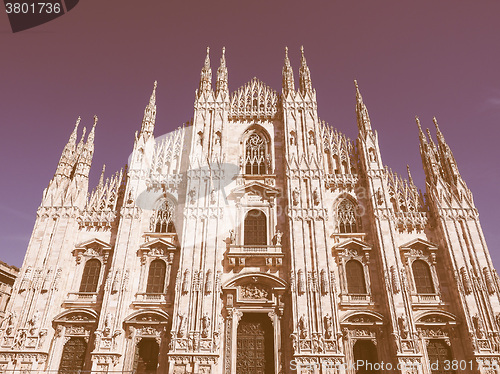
[5,3,62,14]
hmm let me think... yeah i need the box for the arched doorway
[236,313,275,374]
[58,337,88,373]
[353,340,379,373]
[427,339,454,374]
[134,338,160,373]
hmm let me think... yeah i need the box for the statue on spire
[216,47,228,97]
[299,46,312,95]
[282,46,295,96]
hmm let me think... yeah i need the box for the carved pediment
[124,310,169,325]
[230,181,280,201]
[400,238,438,260]
[400,238,437,252]
[53,309,98,324]
[140,238,178,251]
[334,238,371,257]
[415,311,457,325]
[73,238,112,263]
[139,238,178,264]
[341,311,384,326]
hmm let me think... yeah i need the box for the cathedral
[1,46,500,374]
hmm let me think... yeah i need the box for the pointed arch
[242,125,271,176]
[151,198,176,233]
[335,196,360,233]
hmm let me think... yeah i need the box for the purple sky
[1,1,499,269]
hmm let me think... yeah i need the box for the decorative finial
[407,164,414,185]
[285,46,289,58]
[76,116,81,126]
[150,81,157,105]
[222,46,225,57]
[300,45,306,64]
[354,79,359,89]
[415,116,423,132]
[433,116,440,131]
[99,164,106,186]
[204,46,210,67]
[93,115,98,127]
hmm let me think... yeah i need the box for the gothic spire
[433,117,461,183]
[75,126,87,157]
[282,47,295,95]
[198,47,212,96]
[86,115,97,148]
[299,46,312,95]
[55,117,81,177]
[433,116,446,145]
[354,80,372,135]
[140,81,157,139]
[98,164,106,188]
[216,47,228,97]
[407,164,414,186]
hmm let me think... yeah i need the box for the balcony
[411,293,442,306]
[340,293,373,306]
[132,293,172,308]
[227,245,284,267]
[63,292,98,307]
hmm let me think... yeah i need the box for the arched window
[427,340,453,374]
[245,133,267,175]
[151,200,175,233]
[412,260,435,294]
[337,199,359,233]
[146,260,166,294]
[79,259,101,293]
[244,210,267,245]
[58,336,87,373]
[346,260,366,294]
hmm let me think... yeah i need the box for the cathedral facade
[1,47,500,374]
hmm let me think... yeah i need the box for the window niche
[135,239,178,307]
[400,239,441,304]
[67,239,112,305]
[334,239,372,304]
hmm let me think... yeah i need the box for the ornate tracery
[245,133,268,175]
[150,199,175,233]
[337,199,359,233]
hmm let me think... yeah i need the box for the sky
[0,1,499,269]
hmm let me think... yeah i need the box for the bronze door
[58,337,87,373]
[236,314,274,374]
[427,340,454,374]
